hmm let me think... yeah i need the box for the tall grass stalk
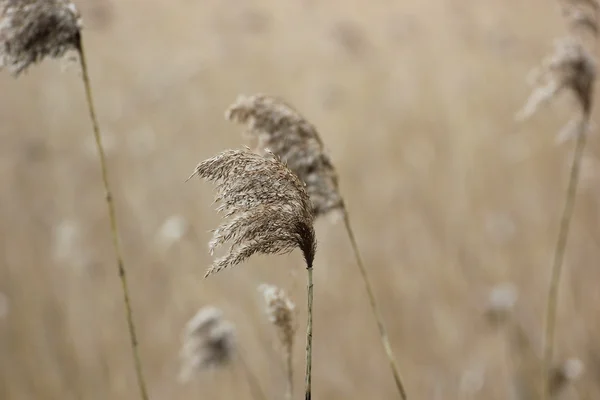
[76,37,149,400]
[188,148,317,399]
[226,94,408,399]
[0,2,149,398]
[541,113,591,400]
[342,211,407,399]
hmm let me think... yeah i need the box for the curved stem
[76,37,149,400]
[343,210,408,400]
[541,114,589,400]
[304,265,314,400]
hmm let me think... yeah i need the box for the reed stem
[304,264,314,400]
[343,209,408,400]
[76,37,149,400]
[541,114,590,400]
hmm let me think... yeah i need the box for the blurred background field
[1,0,600,399]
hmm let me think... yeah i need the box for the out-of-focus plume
[178,306,236,382]
[226,94,344,217]
[259,283,297,399]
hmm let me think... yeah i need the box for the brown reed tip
[0,0,82,75]
[259,283,297,354]
[225,94,344,218]
[549,358,584,396]
[517,36,596,121]
[178,306,236,382]
[188,148,317,277]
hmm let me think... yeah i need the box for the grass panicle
[0,2,148,399]
[187,148,316,278]
[517,2,597,400]
[226,94,344,216]
[259,283,297,400]
[187,147,317,399]
[178,306,236,381]
[227,94,408,399]
[178,306,267,400]
[0,0,81,75]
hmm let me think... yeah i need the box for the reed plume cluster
[0,2,148,399]
[179,306,236,381]
[187,147,317,399]
[259,283,297,400]
[226,94,408,399]
[517,1,597,399]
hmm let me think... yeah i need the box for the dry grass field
[1,0,600,399]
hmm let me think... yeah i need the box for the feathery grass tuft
[0,0,81,74]
[179,306,236,381]
[259,283,297,400]
[0,2,148,399]
[226,94,408,399]
[179,306,266,400]
[187,147,317,399]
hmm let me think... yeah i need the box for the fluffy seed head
[517,36,596,120]
[0,0,82,75]
[226,94,344,217]
[178,306,236,382]
[188,148,317,277]
[259,283,297,355]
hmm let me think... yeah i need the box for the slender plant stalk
[76,37,149,400]
[541,113,590,400]
[304,265,314,400]
[343,210,408,400]
[285,349,293,400]
[237,352,268,400]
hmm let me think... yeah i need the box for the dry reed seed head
[549,358,585,395]
[259,283,297,353]
[188,148,317,277]
[0,0,82,75]
[225,94,344,217]
[179,306,236,381]
[517,37,596,121]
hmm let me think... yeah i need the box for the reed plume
[179,306,236,380]
[179,306,266,400]
[226,94,408,399]
[187,148,317,399]
[516,2,597,399]
[0,2,148,399]
[259,283,297,400]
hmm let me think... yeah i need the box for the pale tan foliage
[187,148,317,277]
[178,306,236,382]
[0,0,82,75]
[226,94,344,217]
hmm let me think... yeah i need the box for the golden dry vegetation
[1,0,600,399]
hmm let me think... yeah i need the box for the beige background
[1,0,600,399]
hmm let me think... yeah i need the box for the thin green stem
[304,265,314,400]
[343,210,408,400]
[540,114,589,400]
[76,37,149,400]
